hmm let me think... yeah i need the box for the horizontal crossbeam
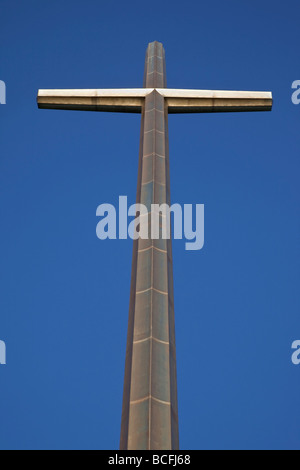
[37,88,272,113]
[159,89,273,113]
[37,89,153,113]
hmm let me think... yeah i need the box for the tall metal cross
[37,41,272,450]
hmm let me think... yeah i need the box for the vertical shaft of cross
[120,41,179,450]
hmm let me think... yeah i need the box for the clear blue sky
[0,0,299,450]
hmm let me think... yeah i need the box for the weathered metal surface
[120,41,179,450]
[37,88,272,113]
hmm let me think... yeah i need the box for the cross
[37,41,272,450]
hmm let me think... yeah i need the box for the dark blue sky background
[0,0,299,450]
